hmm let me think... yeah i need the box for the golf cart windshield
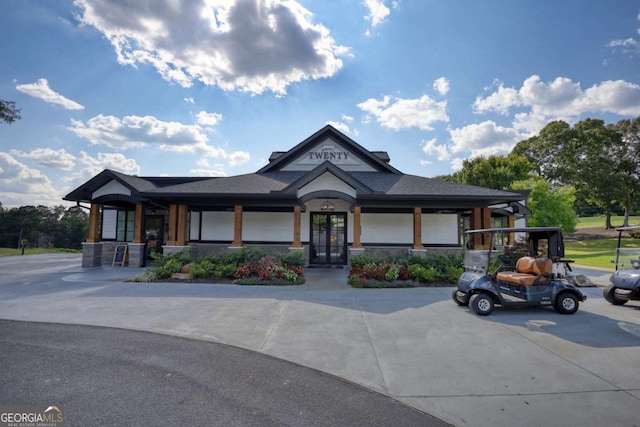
[613,226,640,271]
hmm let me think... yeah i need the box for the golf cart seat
[496,256,553,286]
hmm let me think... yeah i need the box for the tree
[512,120,576,183]
[512,178,577,233]
[512,118,638,228]
[53,206,89,249]
[441,154,533,190]
[612,117,640,226]
[0,99,21,124]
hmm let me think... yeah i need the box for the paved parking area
[0,254,638,426]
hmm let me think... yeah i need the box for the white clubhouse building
[65,125,526,268]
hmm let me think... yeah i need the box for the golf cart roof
[464,227,563,234]
[615,225,640,232]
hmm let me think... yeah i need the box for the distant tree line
[0,203,89,250]
[437,116,640,231]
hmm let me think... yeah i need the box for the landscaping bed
[133,248,305,286]
[347,253,462,288]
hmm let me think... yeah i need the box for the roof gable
[258,125,400,174]
[279,161,374,196]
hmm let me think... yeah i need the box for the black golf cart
[604,225,640,305]
[453,227,586,316]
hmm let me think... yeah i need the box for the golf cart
[453,227,586,316]
[604,225,640,305]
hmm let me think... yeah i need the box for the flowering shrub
[134,249,304,285]
[234,256,304,284]
[348,253,463,287]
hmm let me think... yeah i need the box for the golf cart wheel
[603,285,628,305]
[555,292,579,315]
[452,289,469,306]
[470,293,494,316]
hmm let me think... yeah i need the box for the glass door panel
[311,213,347,265]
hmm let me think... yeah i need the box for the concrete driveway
[1,254,638,426]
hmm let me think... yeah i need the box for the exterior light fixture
[321,200,335,211]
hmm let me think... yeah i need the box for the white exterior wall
[243,212,293,242]
[92,180,131,199]
[102,209,117,240]
[200,211,234,241]
[298,172,356,199]
[189,212,200,240]
[422,214,459,244]
[361,213,413,244]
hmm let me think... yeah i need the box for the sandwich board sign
[112,244,128,267]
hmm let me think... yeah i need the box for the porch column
[507,215,515,245]
[352,206,362,249]
[176,204,188,246]
[232,205,243,247]
[133,203,144,243]
[166,204,178,246]
[82,202,103,267]
[471,207,491,248]
[413,207,423,250]
[86,203,101,242]
[128,203,146,267]
[292,205,302,247]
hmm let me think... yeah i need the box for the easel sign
[112,244,128,267]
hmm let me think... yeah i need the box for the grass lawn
[0,247,81,257]
[576,216,640,229]
[564,237,640,269]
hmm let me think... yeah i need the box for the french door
[310,213,347,265]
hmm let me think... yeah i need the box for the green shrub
[350,253,382,267]
[278,250,305,267]
[149,250,189,279]
[216,263,238,278]
[189,259,217,278]
[408,264,437,282]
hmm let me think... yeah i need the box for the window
[116,210,135,242]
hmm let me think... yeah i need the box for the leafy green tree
[512,120,576,183]
[512,178,577,233]
[0,99,21,124]
[53,206,89,249]
[443,154,533,190]
[612,117,640,226]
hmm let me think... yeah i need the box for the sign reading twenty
[307,146,349,161]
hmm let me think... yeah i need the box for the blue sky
[1,0,639,208]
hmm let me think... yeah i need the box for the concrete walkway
[0,256,639,426]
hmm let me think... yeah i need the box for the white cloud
[363,0,390,27]
[15,78,84,110]
[607,12,640,55]
[184,97,195,104]
[357,94,449,130]
[69,114,211,151]
[74,0,348,95]
[475,75,640,124]
[189,168,228,177]
[421,138,450,161]
[227,150,251,166]
[196,111,223,127]
[326,120,350,134]
[433,77,450,96]
[10,148,76,170]
[78,151,141,176]
[450,158,465,172]
[449,120,523,158]
[0,152,62,207]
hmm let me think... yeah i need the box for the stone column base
[408,248,429,257]
[81,242,103,268]
[162,245,190,256]
[127,243,146,268]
